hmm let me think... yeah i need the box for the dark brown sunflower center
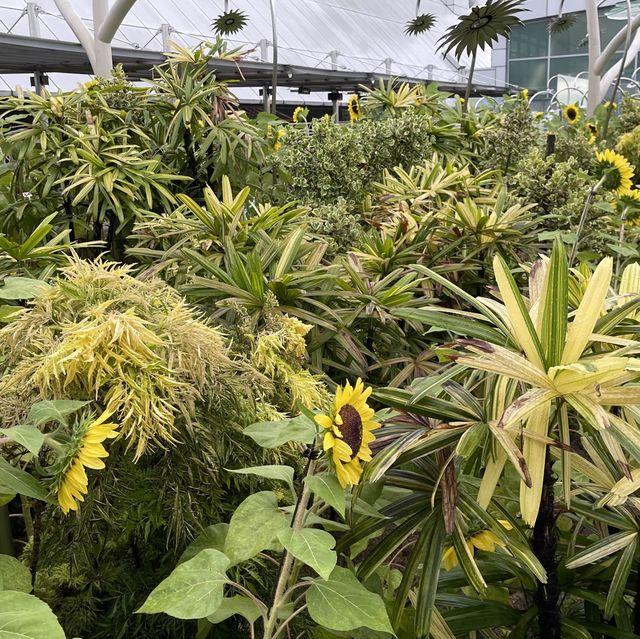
[567,108,576,119]
[470,15,492,29]
[338,404,363,459]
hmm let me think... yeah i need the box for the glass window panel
[550,55,589,80]
[510,19,548,59]
[550,12,588,55]
[509,59,548,91]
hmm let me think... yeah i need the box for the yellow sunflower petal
[470,531,500,552]
[315,414,334,429]
[333,439,353,463]
[323,431,336,451]
[442,546,458,570]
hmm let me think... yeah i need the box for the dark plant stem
[532,451,560,639]
[0,505,15,557]
[634,562,640,633]
[29,502,44,592]
[63,196,75,242]
[183,129,199,181]
[463,50,477,111]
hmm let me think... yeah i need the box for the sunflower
[595,149,635,195]
[212,9,248,36]
[616,189,640,225]
[587,122,598,144]
[405,13,436,36]
[315,379,380,487]
[55,409,118,514]
[348,94,362,124]
[563,103,580,125]
[292,106,308,123]
[442,521,512,570]
[548,13,577,34]
[437,0,526,59]
[521,88,528,102]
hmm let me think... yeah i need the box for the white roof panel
[0,0,497,89]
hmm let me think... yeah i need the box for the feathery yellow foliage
[0,259,236,459]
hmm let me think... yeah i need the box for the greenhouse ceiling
[0,0,502,97]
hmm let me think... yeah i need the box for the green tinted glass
[509,59,548,91]
[510,20,549,59]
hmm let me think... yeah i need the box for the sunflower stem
[263,457,317,639]
[463,50,477,111]
[569,176,604,267]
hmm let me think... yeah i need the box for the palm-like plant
[438,0,526,105]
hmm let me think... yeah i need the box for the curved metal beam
[97,0,138,44]
[53,0,96,69]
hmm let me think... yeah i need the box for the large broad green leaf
[179,524,228,564]
[138,549,229,620]
[242,415,316,448]
[206,595,262,624]
[0,277,50,300]
[304,473,346,517]
[27,400,90,426]
[0,426,45,457]
[307,566,395,635]
[0,591,65,638]
[224,492,288,565]
[277,528,337,580]
[0,555,32,593]
[0,457,49,502]
[227,465,295,494]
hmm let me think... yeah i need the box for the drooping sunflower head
[348,94,362,123]
[442,520,512,570]
[212,9,249,36]
[437,0,526,59]
[616,189,640,224]
[315,379,380,488]
[292,106,308,123]
[563,103,580,125]
[405,13,436,36]
[595,149,635,195]
[587,122,598,144]
[53,409,119,515]
[548,13,577,34]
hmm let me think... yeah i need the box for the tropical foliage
[3,14,640,639]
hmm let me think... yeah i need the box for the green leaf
[0,554,32,593]
[224,492,288,565]
[138,549,229,620]
[227,465,295,494]
[206,595,262,624]
[180,524,228,564]
[0,426,45,457]
[565,531,638,569]
[277,528,337,580]
[0,591,65,638]
[305,473,346,517]
[307,567,395,635]
[243,415,316,448]
[0,457,49,502]
[605,537,637,619]
[0,277,50,300]
[0,305,21,323]
[27,400,90,426]
[540,240,568,367]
